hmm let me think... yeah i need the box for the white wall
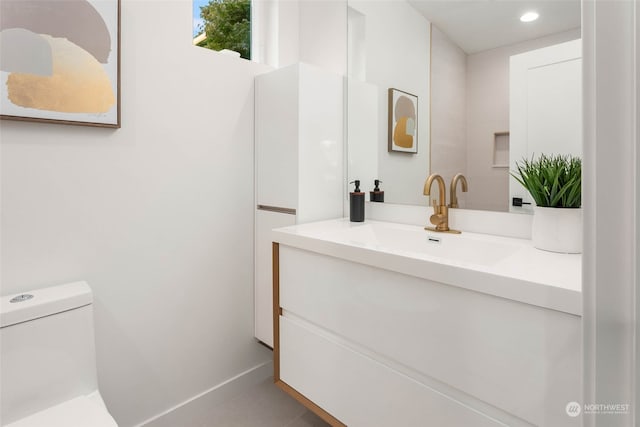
[298,0,347,76]
[347,78,378,194]
[252,0,346,75]
[465,29,581,212]
[0,1,272,426]
[637,3,640,419]
[430,26,467,207]
[583,1,637,425]
[348,0,430,205]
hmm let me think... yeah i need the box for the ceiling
[408,0,581,54]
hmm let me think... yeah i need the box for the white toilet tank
[1,281,116,426]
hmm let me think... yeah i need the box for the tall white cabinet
[254,63,344,346]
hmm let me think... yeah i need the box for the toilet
[1,281,118,426]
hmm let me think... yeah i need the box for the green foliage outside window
[197,0,251,60]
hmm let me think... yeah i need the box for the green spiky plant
[511,154,582,208]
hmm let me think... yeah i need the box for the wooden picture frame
[388,88,418,153]
[0,0,121,128]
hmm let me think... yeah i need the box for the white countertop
[272,218,582,316]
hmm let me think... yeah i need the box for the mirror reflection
[347,0,581,212]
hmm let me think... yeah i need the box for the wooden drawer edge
[275,379,347,427]
[274,241,346,426]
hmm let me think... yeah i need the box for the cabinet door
[255,65,299,210]
[254,210,296,346]
[279,245,581,426]
[280,315,503,427]
[297,63,344,223]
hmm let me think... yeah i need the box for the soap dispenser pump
[350,180,365,222]
[370,179,384,202]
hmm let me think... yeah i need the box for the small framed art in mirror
[388,88,418,154]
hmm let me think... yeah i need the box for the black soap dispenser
[350,180,365,222]
[370,179,384,202]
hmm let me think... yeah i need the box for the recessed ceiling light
[520,12,539,22]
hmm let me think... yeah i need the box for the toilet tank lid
[1,281,93,328]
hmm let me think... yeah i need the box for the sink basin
[319,222,519,267]
[272,218,582,315]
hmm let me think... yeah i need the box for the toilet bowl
[0,281,118,426]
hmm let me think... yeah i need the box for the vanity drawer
[278,245,581,426]
[279,315,503,427]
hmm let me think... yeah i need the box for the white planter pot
[532,207,582,254]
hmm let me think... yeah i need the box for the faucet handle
[430,213,445,226]
[430,205,449,230]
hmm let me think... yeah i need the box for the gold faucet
[449,173,468,209]
[423,174,461,234]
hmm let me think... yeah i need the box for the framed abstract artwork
[388,88,418,153]
[0,0,121,128]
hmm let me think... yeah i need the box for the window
[193,0,251,60]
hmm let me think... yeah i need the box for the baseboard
[135,360,273,427]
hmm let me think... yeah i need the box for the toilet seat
[5,395,118,427]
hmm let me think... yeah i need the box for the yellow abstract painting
[0,0,120,127]
[388,88,418,153]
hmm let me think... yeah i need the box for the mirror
[347,0,581,211]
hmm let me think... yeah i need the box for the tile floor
[195,377,329,427]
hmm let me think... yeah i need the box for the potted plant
[512,154,582,253]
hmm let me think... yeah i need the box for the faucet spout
[423,174,446,205]
[423,173,462,234]
[449,173,468,209]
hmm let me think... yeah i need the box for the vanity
[271,219,581,426]
[249,1,584,424]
